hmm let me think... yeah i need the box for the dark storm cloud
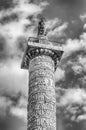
[57,0,83,6]
[56,0,86,21]
[44,0,85,40]
[65,121,86,130]
[56,86,86,128]
[56,66,81,89]
[0,0,14,10]
[0,13,19,25]
[46,0,86,18]
[16,36,27,52]
[0,34,8,60]
[29,0,45,4]
[0,35,6,51]
[0,115,26,130]
[54,0,85,11]
[62,50,86,66]
[56,51,86,89]
[55,43,86,127]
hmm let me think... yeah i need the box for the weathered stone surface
[21,18,64,130]
[28,56,56,130]
[21,39,63,70]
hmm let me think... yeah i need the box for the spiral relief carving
[28,56,56,130]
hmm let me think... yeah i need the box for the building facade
[21,18,63,130]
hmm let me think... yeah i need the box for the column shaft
[28,55,56,130]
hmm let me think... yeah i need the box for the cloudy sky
[0,0,86,130]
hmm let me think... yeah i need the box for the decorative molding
[21,41,63,70]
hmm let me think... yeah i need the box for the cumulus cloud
[43,0,86,129]
[0,0,49,94]
[45,18,61,30]
[56,31,86,124]
[0,59,28,94]
[0,96,12,117]
[71,55,86,75]
[80,14,86,21]
[0,0,49,61]
[0,91,27,129]
[63,31,86,58]
[56,88,86,123]
[45,18,68,41]
[10,95,27,122]
[51,20,86,128]
[47,22,68,39]
[55,67,65,82]
[77,115,86,122]
[0,91,27,130]
[59,88,86,105]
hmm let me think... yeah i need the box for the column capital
[21,37,63,70]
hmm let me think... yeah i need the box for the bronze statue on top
[37,16,46,37]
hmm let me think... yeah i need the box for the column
[28,55,56,130]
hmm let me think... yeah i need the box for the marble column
[28,54,56,130]
[21,37,63,130]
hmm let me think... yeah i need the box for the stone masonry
[21,17,63,130]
